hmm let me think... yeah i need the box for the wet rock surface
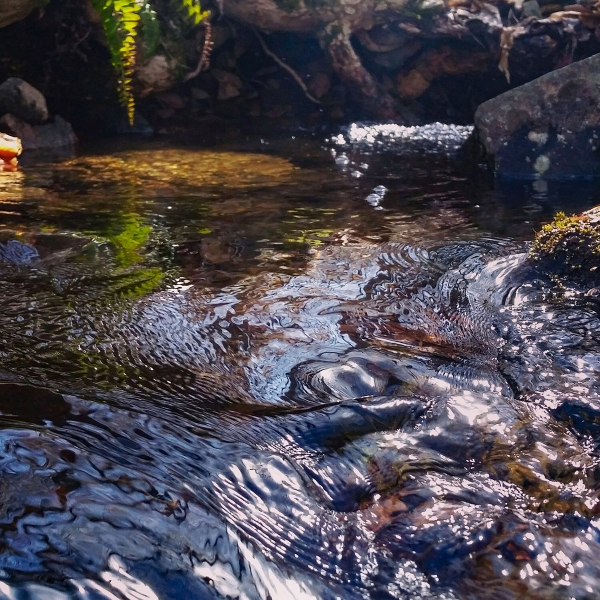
[475,53,600,179]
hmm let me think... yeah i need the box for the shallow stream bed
[0,125,600,599]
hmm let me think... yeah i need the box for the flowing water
[1,126,600,599]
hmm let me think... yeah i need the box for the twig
[252,28,321,104]
[184,18,214,82]
[498,26,515,83]
[468,30,487,50]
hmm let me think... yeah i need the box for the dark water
[1,125,600,599]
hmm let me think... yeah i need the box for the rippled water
[1,126,600,599]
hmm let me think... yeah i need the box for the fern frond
[92,0,141,124]
[93,0,210,125]
[140,3,161,59]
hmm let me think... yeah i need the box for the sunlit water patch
[330,123,474,154]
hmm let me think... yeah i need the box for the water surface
[0,126,600,599]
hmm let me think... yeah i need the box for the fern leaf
[92,0,141,125]
[92,0,209,125]
[140,3,161,59]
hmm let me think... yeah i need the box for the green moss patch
[530,209,600,283]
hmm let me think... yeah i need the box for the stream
[0,125,600,599]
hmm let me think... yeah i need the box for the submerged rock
[530,207,600,284]
[0,239,38,263]
[474,54,600,179]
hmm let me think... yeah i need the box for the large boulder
[0,78,48,124]
[474,54,600,180]
[0,0,44,29]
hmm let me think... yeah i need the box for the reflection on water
[0,131,600,599]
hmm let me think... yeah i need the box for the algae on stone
[530,207,600,283]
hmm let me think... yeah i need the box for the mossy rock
[530,207,600,284]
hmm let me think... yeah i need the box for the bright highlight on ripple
[330,122,474,154]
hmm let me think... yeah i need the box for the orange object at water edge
[0,133,22,171]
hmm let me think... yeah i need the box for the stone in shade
[474,54,600,179]
[0,77,48,124]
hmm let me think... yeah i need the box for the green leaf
[140,4,161,58]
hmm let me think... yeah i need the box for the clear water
[0,126,600,599]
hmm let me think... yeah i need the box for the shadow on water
[0,127,600,599]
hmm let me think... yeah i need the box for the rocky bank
[0,0,599,137]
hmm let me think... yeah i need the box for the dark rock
[370,40,422,71]
[474,54,600,179]
[192,88,210,101]
[0,78,48,124]
[103,109,154,136]
[357,25,410,52]
[213,70,243,101]
[397,46,491,100]
[0,114,77,151]
[155,107,176,121]
[307,71,331,99]
[522,0,543,18]
[155,92,186,111]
